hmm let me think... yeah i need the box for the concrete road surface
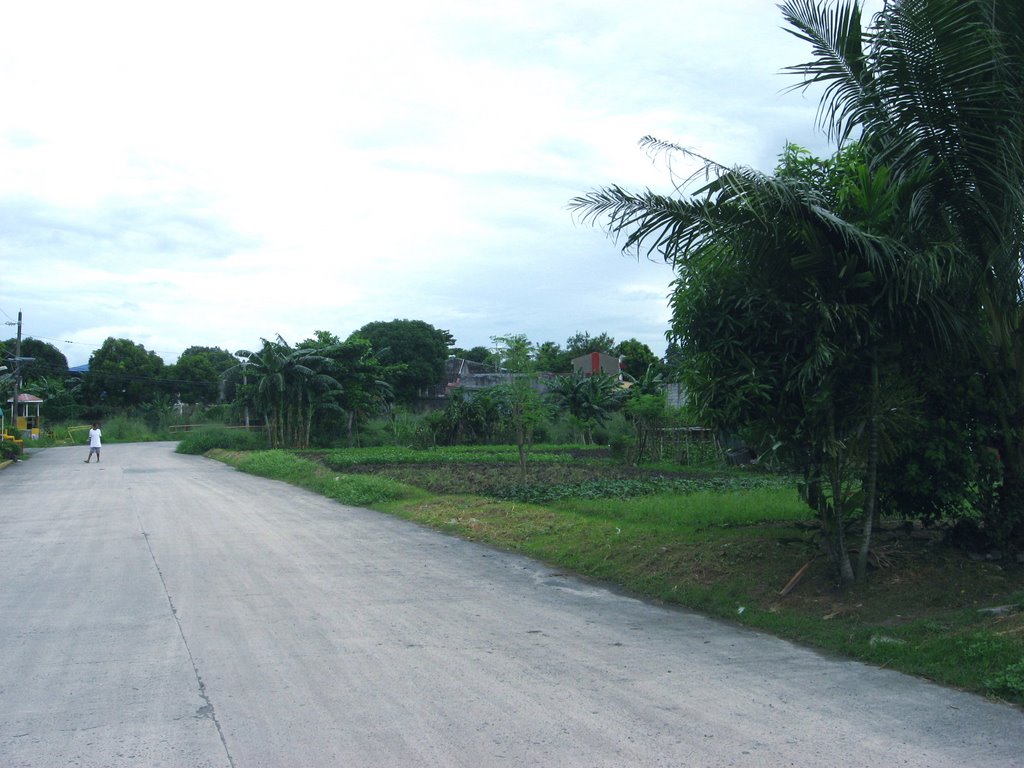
[0,442,1020,767]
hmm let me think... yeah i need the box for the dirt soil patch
[337,460,680,495]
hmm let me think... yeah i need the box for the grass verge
[202,445,1024,705]
[208,449,425,508]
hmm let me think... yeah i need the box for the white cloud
[0,0,880,367]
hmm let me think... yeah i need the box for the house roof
[7,393,44,403]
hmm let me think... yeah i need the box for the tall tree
[565,331,616,357]
[535,332,617,374]
[493,378,550,482]
[451,346,491,364]
[81,338,166,413]
[570,0,1024,574]
[572,136,949,585]
[780,0,1024,544]
[535,341,570,373]
[622,363,669,465]
[662,339,685,381]
[298,331,394,446]
[490,334,536,374]
[614,338,659,380]
[349,319,453,406]
[170,346,236,404]
[1,338,69,382]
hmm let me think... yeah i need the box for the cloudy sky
[0,0,878,368]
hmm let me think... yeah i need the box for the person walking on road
[85,423,102,463]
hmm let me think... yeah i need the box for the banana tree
[236,336,342,449]
[546,373,625,445]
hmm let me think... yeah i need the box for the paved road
[0,443,1020,767]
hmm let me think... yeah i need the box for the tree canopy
[490,334,536,374]
[1,338,69,382]
[81,338,165,413]
[780,0,1024,546]
[572,0,1024,576]
[451,346,491,364]
[298,331,395,446]
[170,346,237,404]
[614,338,659,380]
[533,331,624,374]
[348,319,453,405]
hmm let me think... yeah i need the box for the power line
[0,306,213,361]
[3,328,228,364]
[25,333,186,361]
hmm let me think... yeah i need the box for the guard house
[8,393,44,439]
[571,352,623,378]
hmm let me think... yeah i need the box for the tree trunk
[826,408,855,587]
[856,358,880,581]
[831,470,855,587]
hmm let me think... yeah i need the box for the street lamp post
[242,359,250,429]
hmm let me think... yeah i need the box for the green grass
[558,487,810,529]
[41,417,175,446]
[88,415,168,443]
[313,444,593,466]
[200,441,1024,704]
[176,426,266,454]
[214,449,425,508]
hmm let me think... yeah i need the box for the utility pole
[4,311,21,429]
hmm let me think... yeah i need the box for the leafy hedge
[0,440,22,462]
[175,427,267,455]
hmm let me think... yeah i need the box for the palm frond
[780,0,873,144]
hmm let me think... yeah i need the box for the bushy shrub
[543,418,582,445]
[0,439,22,461]
[98,415,164,442]
[987,659,1024,700]
[876,361,1008,545]
[201,404,231,423]
[350,413,419,448]
[386,409,422,447]
[176,426,266,454]
[609,433,634,461]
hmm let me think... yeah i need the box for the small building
[571,352,623,378]
[8,393,44,438]
[445,357,497,390]
[437,357,555,401]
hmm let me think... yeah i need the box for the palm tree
[780,0,1024,542]
[571,0,1024,578]
[572,133,956,584]
[547,373,625,444]
[236,337,342,449]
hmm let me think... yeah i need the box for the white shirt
[88,428,102,448]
